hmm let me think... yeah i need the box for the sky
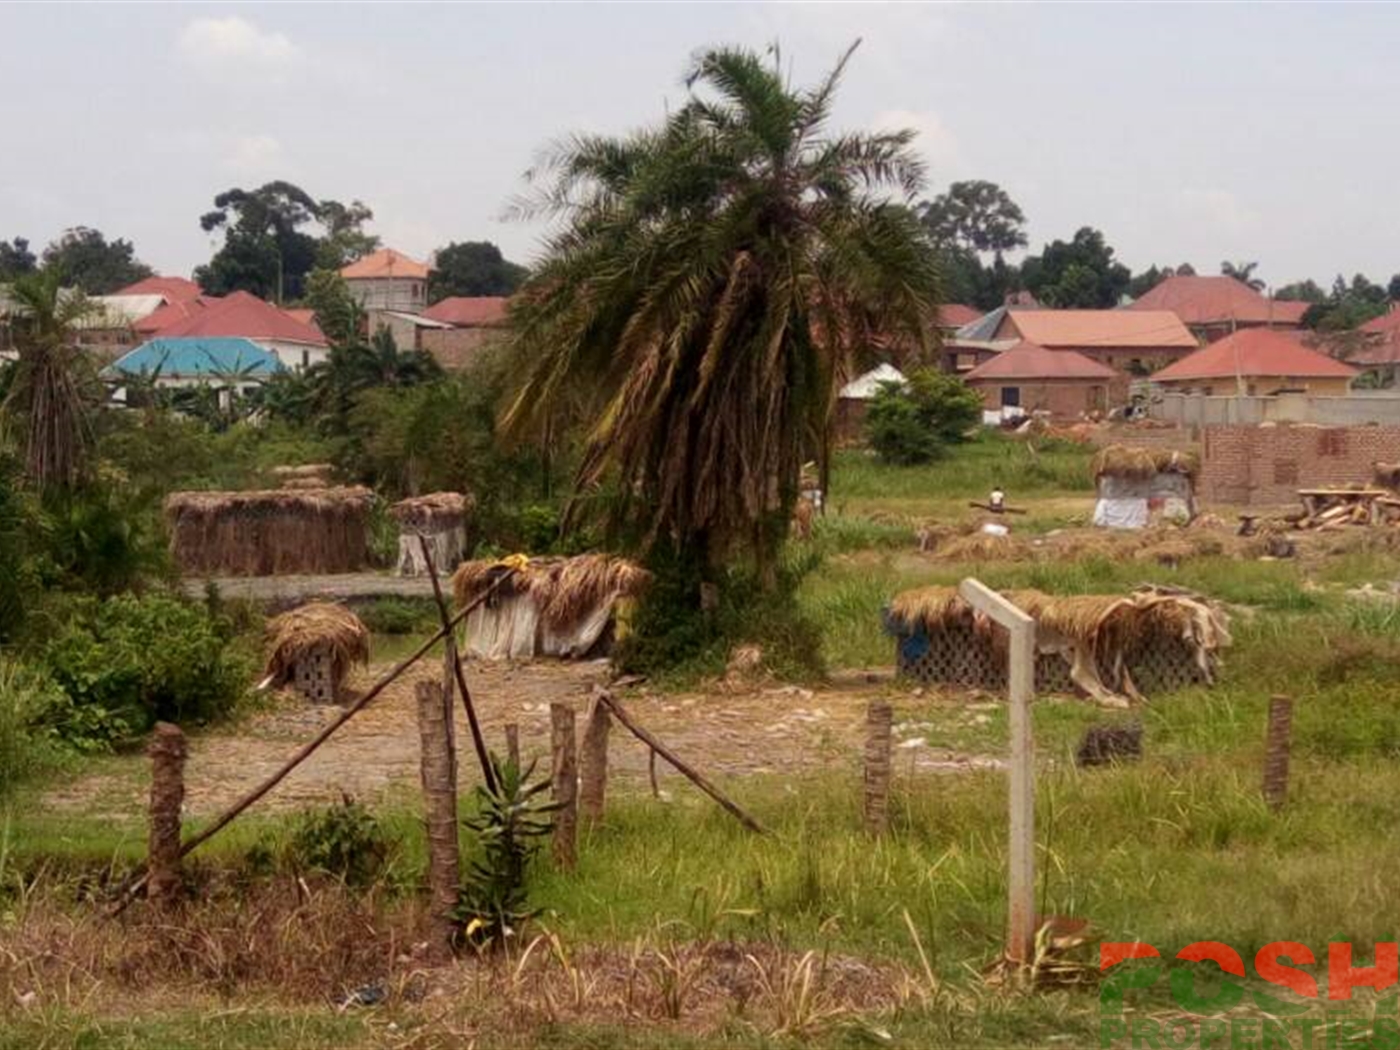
[2,2,1398,292]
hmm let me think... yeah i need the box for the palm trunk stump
[415,680,460,961]
[146,722,187,906]
[550,703,578,872]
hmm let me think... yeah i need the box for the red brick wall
[419,327,504,370]
[968,377,1129,420]
[1199,424,1400,506]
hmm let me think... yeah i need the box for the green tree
[1128,264,1182,299]
[503,43,940,577]
[1388,274,1400,302]
[303,268,364,345]
[918,181,1026,311]
[1221,260,1265,291]
[40,227,153,295]
[196,181,327,302]
[1305,274,1389,331]
[0,268,98,491]
[314,200,380,269]
[0,237,37,281]
[427,241,528,302]
[1274,279,1327,304]
[864,369,981,465]
[1022,227,1131,308]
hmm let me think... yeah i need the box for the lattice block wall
[893,625,1208,697]
[293,642,338,703]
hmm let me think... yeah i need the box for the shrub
[0,456,44,643]
[864,368,982,465]
[285,797,393,888]
[356,597,436,636]
[0,660,68,796]
[613,544,825,683]
[41,594,247,749]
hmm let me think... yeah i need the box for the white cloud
[178,16,300,67]
[871,108,966,183]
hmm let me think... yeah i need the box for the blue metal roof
[108,337,285,379]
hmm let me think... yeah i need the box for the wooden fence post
[505,723,520,770]
[415,680,460,962]
[960,579,1037,969]
[550,703,578,871]
[578,697,611,825]
[1263,695,1294,812]
[863,702,893,835]
[146,722,187,907]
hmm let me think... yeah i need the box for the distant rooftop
[108,336,285,379]
[341,248,430,281]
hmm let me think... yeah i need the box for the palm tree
[1221,261,1265,292]
[503,43,940,578]
[1,268,98,491]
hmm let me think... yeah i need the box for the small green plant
[286,795,392,887]
[356,597,436,636]
[455,754,558,951]
[0,660,68,796]
[864,369,983,466]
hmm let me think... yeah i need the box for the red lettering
[1102,942,1161,971]
[1177,941,1246,977]
[1256,942,1318,999]
[1327,942,1398,1000]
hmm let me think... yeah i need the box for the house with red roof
[985,309,1198,375]
[113,275,203,304]
[418,296,511,370]
[934,303,982,334]
[341,248,429,314]
[1151,328,1357,397]
[1126,275,1309,343]
[149,290,329,370]
[963,341,1127,421]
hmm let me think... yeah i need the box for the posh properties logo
[1100,941,1400,1049]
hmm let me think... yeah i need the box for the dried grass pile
[1091,445,1199,481]
[389,492,474,532]
[273,463,336,490]
[164,487,375,576]
[261,602,370,691]
[451,553,651,658]
[886,584,1231,706]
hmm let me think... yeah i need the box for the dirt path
[44,660,1004,819]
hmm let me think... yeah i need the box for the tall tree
[1021,227,1130,308]
[1274,278,1326,304]
[428,241,528,302]
[1221,260,1265,291]
[917,181,1026,310]
[195,181,371,302]
[41,227,153,295]
[503,43,939,577]
[0,237,37,282]
[0,268,97,491]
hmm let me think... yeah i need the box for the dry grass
[389,491,474,531]
[164,487,376,576]
[452,554,651,631]
[1090,444,1199,481]
[262,602,371,689]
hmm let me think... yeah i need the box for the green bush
[613,545,825,683]
[356,597,436,636]
[41,594,248,749]
[0,660,68,796]
[0,456,44,643]
[285,797,393,887]
[864,368,982,465]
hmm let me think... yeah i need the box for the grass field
[6,433,1400,1048]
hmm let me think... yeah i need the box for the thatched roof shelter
[886,584,1230,706]
[451,553,651,659]
[261,602,370,697]
[1091,445,1199,528]
[1092,445,1199,482]
[389,492,474,532]
[164,486,376,576]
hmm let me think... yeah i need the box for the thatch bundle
[451,553,650,659]
[389,492,474,532]
[452,553,651,632]
[272,464,336,490]
[1092,445,1199,481]
[261,602,370,692]
[164,487,375,576]
[886,584,1231,706]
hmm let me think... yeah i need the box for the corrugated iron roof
[937,304,982,328]
[839,363,907,399]
[1152,328,1358,382]
[964,341,1118,382]
[108,337,285,378]
[1007,310,1197,349]
[154,291,327,346]
[421,296,510,327]
[1126,275,1308,326]
[113,275,203,303]
[341,248,430,280]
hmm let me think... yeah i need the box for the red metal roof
[153,291,328,346]
[1151,328,1358,382]
[1127,275,1307,326]
[1006,310,1197,349]
[1360,306,1400,336]
[114,275,203,303]
[133,296,210,335]
[421,296,509,327]
[340,248,429,280]
[937,304,982,328]
[964,341,1119,382]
